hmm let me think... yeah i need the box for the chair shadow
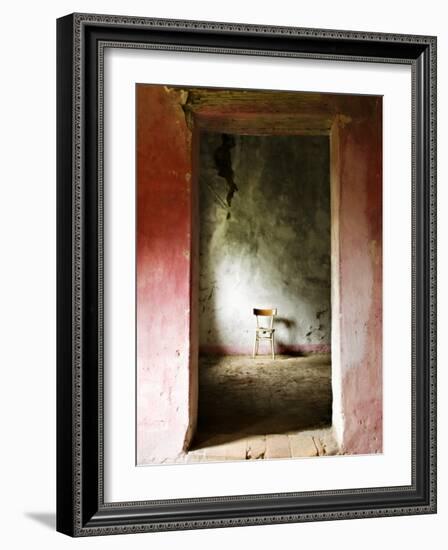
[25,512,56,530]
[273,317,305,356]
[275,316,296,330]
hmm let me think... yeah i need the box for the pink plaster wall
[337,101,383,454]
[136,87,382,462]
[136,86,195,463]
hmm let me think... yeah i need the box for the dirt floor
[179,353,339,464]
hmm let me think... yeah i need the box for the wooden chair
[253,308,277,359]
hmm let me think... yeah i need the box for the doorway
[190,132,335,460]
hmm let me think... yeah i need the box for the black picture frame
[56,13,437,537]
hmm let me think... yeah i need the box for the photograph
[136,85,383,465]
[1,0,444,547]
[54,9,437,537]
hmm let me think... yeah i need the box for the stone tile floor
[177,354,339,464]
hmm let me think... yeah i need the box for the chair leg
[253,335,257,358]
[271,334,275,360]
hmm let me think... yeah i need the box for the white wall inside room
[198,133,331,353]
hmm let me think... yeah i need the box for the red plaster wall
[337,101,383,453]
[136,86,195,463]
[136,87,382,461]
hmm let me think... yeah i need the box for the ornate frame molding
[56,13,437,536]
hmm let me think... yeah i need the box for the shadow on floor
[191,353,332,450]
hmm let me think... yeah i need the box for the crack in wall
[213,134,238,208]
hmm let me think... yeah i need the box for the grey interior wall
[199,133,331,354]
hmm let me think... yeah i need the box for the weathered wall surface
[336,108,383,454]
[136,86,382,461]
[199,134,331,355]
[136,85,196,463]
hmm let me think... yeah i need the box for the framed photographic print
[56,13,437,536]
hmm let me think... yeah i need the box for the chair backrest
[253,308,277,329]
